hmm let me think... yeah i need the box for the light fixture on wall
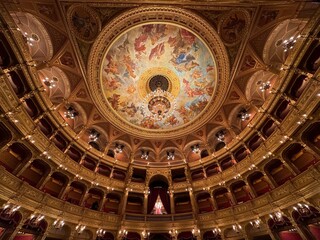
[141,150,149,160]
[269,211,284,222]
[29,213,45,226]
[237,108,251,121]
[1,203,20,217]
[192,226,200,238]
[232,224,242,233]
[75,224,86,234]
[293,203,312,217]
[191,144,200,154]
[169,229,178,239]
[212,227,221,236]
[167,150,175,160]
[250,219,261,229]
[257,80,271,92]
[119,229,128,239]
[52,219,65,229]
[64,105,78,119]
[96,228,106,237]
[89,129,100,142]
[142,229,150,239]
[115,143,124,153]
[282,35,301,52]
[216,129,226,142]
[42,76,57,89]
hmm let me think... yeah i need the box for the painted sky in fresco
[101,23,216,130]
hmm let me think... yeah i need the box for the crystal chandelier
[143,75,176,122]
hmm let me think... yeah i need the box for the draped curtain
[147,188,159,214]
[147,187,171,214]
[159,187,171,214]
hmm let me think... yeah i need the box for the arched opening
[148,175,170,214]
[0,142,32,172]
[42,172,68,198]
[248,171,271,196]
[196,191,213,213]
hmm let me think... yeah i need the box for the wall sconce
[29,213,45,226]
[1,203,20,217]
[142,229,150,239]
[115,143,124,153]
[64,105,78,119]
[191,144,200,153]
[53,219,65,229]
[232,224,242,233]
[119,229,128,239]
[167,150,175,160]
[192,226,200,239]
[96,228,106,237]
[169,229,178,239]
[237,109,251,121]
[75,224,86,234]
[250,219,261,229]
[216,130,226,142]
[282,35,301,52]
[257,80,271,92]
[212,227,221,236]
[141,150,149,160]
[43,77,57,89]
[89,129,100,142]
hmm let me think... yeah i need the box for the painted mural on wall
[101,23,217,130]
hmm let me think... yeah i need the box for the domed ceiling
[102,23,216,130]
[88,7,230,140]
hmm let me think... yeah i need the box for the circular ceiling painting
[101,23,217,130]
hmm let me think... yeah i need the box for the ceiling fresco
[101,23,217,130]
